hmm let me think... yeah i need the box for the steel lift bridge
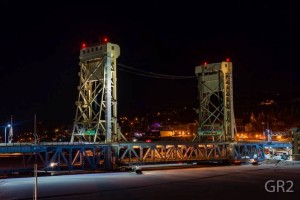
[71,41,127,143]
[0,41,281,174]
[191,61,267,161]
[193,61,237,143]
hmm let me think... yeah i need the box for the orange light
[81,43,86,49]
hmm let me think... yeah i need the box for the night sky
[0,1,299,131]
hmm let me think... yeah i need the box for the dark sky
[0,1,299,130]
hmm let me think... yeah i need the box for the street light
[4,124,11,144]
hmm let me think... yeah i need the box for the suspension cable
[117,63,196,79]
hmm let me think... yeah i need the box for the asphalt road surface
[1,164,299,200]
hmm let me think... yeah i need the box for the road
[0,164,299,200]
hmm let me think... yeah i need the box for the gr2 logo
[265,180,294,192]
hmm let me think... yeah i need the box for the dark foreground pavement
[1,163,299,200]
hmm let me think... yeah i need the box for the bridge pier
[104,146,112,170]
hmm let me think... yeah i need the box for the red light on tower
[103,37,109,43]
[204,61,208,66]
[226,57,230,62]
[81,43,86,49]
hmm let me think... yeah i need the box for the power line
[117,63,196,79]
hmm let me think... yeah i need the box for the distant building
[245,123,254,133]
[235,118,245,132]
[155,123,198,139]
[172,123,198,136]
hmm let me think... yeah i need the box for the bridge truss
[71,42,126,143]
[0,141,277,173]
[194,62,237,142]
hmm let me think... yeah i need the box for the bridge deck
[0,141,291,173]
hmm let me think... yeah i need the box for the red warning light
[103,37,109,43]
[81,43,86,49]
[226,58,230,62]
[204,61,208,66]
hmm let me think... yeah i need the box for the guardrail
[0,142,108,147]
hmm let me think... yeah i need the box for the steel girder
[0,141,270,173]
[117,142,228,164]
[232,143,265,161]
[20,145,109,171]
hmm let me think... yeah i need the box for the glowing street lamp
[4,124,11,144]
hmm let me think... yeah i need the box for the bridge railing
[0,142,108,147]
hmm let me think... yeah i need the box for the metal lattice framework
[2,141,292,172]
[71,42,126,143]
[117,142,228,164]
[193,62,237,142]
[231,143,265,161]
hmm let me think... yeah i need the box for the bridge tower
[193,61,237,142]
[71,40,126,143]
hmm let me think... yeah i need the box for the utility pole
[34,114,38,144]
[33,113,38,200]
[8,115,13,143]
